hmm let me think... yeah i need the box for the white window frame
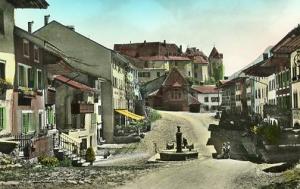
[37,69,42,89]
[21,110,34,134]
[18,63,32,88]
[33,45,40,63]
[23,39,30,58]
[38,109,44,130]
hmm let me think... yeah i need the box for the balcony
[46,88,56,105]
[71,103,94,114]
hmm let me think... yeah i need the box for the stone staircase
[54,132,88,167]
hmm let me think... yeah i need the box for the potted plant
[85,147,96,165]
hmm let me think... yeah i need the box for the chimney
[263,53,268,60]
[163,40,166,46]
[224,76,229,80]
[179,45,182,53]
[28,21,34,33]
[67,25,75,31]
[44,15,50,26]
[144,40,146,44]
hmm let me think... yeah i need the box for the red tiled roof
[192,56,209,64]
[192,85,219,94]
[114,41,181,58]
[54,75,94,92]
[188,94,200,105]
[137,55,190,61]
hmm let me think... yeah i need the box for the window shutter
[3,107,6,130]
[23,114,28,134]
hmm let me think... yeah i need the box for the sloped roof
[8,0,48,8]
[272,25,300,54]
[138,55,190,61]
[114,41,181,58]
[188,94,200,105]
[162,67,189,86]
[192,85,218,94]
[54,75,94,92]
[209,47,223,59]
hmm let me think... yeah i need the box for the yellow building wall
[0,52,15,136]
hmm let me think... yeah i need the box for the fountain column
[176,126,182,153]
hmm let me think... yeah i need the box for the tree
[86,147,96,165]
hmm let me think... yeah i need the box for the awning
[54,75,95,92]
[115,109,145,121]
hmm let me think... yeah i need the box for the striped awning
[115,109,144,121]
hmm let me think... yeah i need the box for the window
[18,64,34,88]
[34,46,39,63]
[194,64,198,69]
[0,10,4,35]
[171,89,181,100]
[211,97,219,102]
[46,107,55,126]
[157,72,161,77]
[204,97,209,102]
[188,71,191,76]
[294,92,298,109]
[23,40,29,58]
[194,73,198,78]
[144,62,149,68]
[22,112,34,134]
[0,107,6,131]
[0,60,5,80]
[38,111,43,130]
[37,69,42,89]
[91,113,96,128]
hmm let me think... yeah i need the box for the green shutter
[23,114,28,134]
[0,108,3,130]
[3,107,6,130]
[29,113,34,132]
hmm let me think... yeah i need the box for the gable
[163,68,188,86]
[34,21,112,79]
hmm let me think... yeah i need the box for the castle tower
[208,47,224,81]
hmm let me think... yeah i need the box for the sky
[15,0,300,76]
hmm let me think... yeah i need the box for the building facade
[191,85,221,112]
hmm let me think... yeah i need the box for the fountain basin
[159,149,198,161]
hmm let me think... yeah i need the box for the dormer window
[34,46,39,63]
[23,39,29,58]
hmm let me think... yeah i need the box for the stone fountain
[159,126,198,161]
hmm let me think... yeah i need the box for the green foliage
[256,123,281,144]
[85,147,96,163]
[148,110,161,122]
[38,156,59,167]
[204,77,216,85]
[210,62,224,82]
[186,77,200,85]
[0,79,13,93]
[59,158,72,167]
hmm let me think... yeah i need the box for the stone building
[208,47,224,82]
[0,0,49,155]
[191,85,221,112]
[145,68,200,112]
[185,47,209,83]
[34,20,142,143]
[114,41,192,84]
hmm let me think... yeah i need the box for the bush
[148,110,161,122]
[85,147,96,165]
[38,156,59,167]
[256,123,281,144]
[59,158,72,167]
